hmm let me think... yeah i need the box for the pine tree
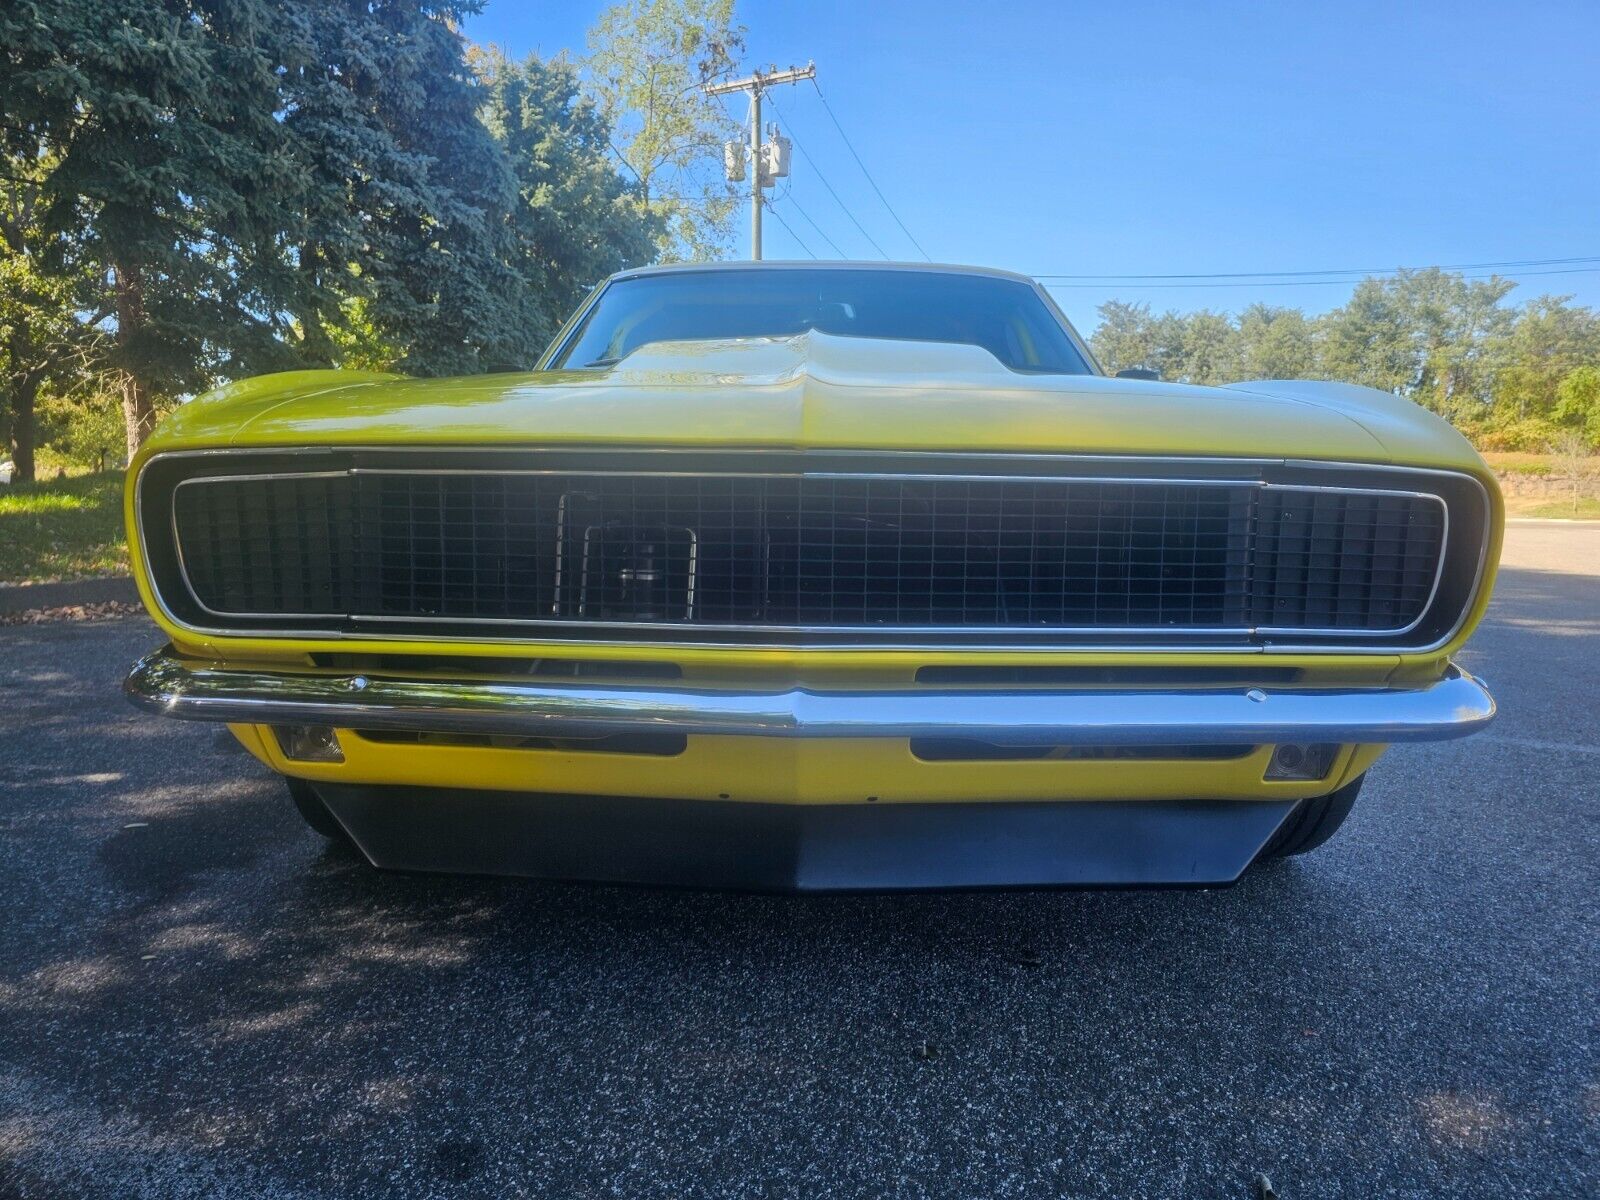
[473,48,663,352]
[3,0,304,457]
[277,1,526,376]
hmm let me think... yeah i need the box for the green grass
[0,471,128,583]
[1518,496,1600,520]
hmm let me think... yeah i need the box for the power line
[763,201,817,259]
[809,79,931,262]
[765,92,890,259]
[1039,265,1600,290]
[1035,256,1600,282]
[783,192,848,258]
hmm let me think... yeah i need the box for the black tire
[1258,774,1364,859]
[286,777,354,846]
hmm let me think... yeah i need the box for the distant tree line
[1089,269,1600,452]
[0,0,744,482]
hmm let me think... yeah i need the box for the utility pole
[705,63,814,260]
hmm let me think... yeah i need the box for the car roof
[606,261,1040,286]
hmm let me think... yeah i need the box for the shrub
[1475,418,1560,452]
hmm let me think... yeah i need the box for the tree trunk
[113,262,155,460]
[120,371,154,462]
[11,371,38,484]
[4,321,40,483]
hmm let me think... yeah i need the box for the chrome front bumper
[125,647,1495,746]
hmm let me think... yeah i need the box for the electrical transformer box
[762,133,791,182]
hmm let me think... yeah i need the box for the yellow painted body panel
[132,329,1499,802]
[233,722,1384,806]
[135,335,1493,470]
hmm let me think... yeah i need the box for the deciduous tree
[0,145,111,481]
[1089,300,1159,375]
[584,0,744,260]
[1317,277,1417,396]
[1553,365,1600,447]
[1548,428,1593,514]
[1234,303,1316,381]
[1389,268,1514,422]
[1173,309,1236,385]
[1492,296,1600,425]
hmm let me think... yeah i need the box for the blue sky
[464,0,1600,332]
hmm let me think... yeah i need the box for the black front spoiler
[311,783,1299,891]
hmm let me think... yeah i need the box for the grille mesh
[1252,488,1445,631]
[170,471,1445,637]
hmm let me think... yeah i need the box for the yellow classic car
[123,262,1499,889]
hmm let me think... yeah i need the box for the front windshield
[549,267,1095,374]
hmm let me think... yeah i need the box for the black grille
[169,469,1446,639]
[1252,487,1445,631]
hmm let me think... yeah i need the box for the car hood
[147,331,1485,474]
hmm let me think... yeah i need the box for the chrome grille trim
[133,448,1490,655]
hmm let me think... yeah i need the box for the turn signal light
[1265,742,1338,781]
[273,724,344,763]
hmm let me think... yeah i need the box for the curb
[0,575,140,616]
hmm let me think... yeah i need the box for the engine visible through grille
[163,466,1448,642]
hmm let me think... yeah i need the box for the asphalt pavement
[1,522,1596,1199]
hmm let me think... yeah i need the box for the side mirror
[1114,368,1161,381]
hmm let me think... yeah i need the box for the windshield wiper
[583,356,622,368]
